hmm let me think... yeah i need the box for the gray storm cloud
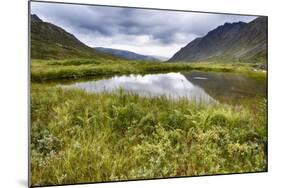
[31,1,256,57]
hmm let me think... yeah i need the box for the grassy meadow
[31,59,267,186]
[31,59,266,82]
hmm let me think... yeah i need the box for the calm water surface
[60,71,266,104]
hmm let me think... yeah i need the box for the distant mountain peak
[168,17,267,63]
[95,47,160,61]
[31,14,43,22]
[206,21,246,36]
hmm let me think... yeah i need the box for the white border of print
[0,0,280,188]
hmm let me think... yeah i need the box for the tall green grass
[31,84,267,186]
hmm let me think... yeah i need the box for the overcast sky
[31,2,256,58]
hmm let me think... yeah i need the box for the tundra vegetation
[31,59,267,186]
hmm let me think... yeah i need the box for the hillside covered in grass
[30,14,118,60]
[169,17,267,64]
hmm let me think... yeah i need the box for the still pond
[60,71,266,104]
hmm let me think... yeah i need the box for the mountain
[30,14,115,60]
[95,47,160,61]
[31,14,42,22]
[168,16,267,63]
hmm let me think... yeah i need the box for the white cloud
[31,1,257,57]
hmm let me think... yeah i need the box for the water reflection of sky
[62,73,216,103]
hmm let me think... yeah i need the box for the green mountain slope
[169,16,267,63]
[225,17,267,63]
[30,14,115,60]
